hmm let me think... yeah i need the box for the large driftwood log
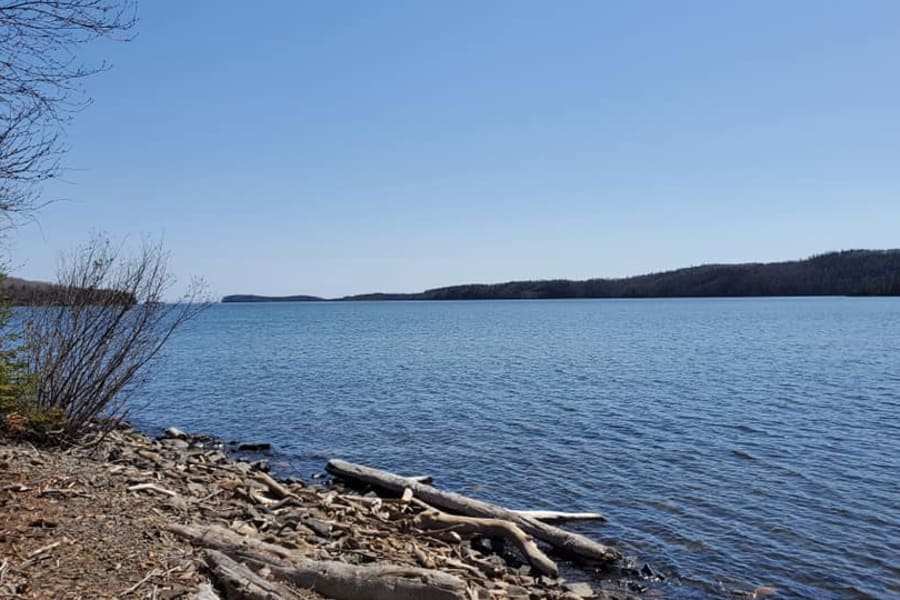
[170,523,468,600]
[204,549,302,600]
[265,561,467,600]
[326,459,621,564]
[413,509,558,577]
[170,523,297,560]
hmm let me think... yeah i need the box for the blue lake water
[134,298,900,599]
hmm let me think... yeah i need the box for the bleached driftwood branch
[326,459,620,565]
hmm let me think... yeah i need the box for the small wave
[730,448,757,461]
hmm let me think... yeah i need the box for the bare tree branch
[0,1,137,225]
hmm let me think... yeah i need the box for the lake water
[134,298,900,599]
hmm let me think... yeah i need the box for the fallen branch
[169,523,296,560]
[512,510,606,523]
[170,523,468,600]
[121,568,160,596]
[265,559,467,600]
[414,509,558,577]
[38,488,87,498]
[254,472,292,500]
[326,459,620,564]
[27,541,61,558]
[128,483,178,497]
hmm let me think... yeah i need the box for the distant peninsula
[221,294,324,303]
[221,249,900,303]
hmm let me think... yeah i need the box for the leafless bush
[21,235,209,442]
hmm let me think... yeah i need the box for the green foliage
[0,282,59,442]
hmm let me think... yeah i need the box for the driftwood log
[512,510,606,523]
[170,523,468,600]
[326,459,621,564]
[413,509,558,577]
[204,549,302,600]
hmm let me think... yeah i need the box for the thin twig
[127,483,177,497]
[27,540,61,558]
[121,567,159,596]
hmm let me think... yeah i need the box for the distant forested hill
[412,250,900,300]
[222,250,900,302]
[420,250,900,300]
[0,277,136,306]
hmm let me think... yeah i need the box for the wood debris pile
[1,426,652,599]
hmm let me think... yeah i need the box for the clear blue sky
[10,0,900,298]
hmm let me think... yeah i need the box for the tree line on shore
[220,249,900,303]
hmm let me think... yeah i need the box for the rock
[640,563,654,578]
[627,582,647,593]
[160,438,189,450]
[564,582,595,598]
[234,442,271,452]
[164,427,188,440]
[619,567,640,578]
[250,460,270,472]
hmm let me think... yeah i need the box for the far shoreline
[221,249,900,303]
[220,293,900,303]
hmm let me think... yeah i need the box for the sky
[9,0,900,299]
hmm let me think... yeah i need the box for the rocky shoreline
[0,425,654,599]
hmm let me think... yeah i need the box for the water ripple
[135,298,900,599]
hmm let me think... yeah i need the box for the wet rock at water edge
[250,460,270,472]
[163,427,188,440]
[231,442,272,452]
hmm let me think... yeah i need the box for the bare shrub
[20,235,209,442]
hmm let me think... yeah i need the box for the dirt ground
[0,443,203,599]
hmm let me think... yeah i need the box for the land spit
[0,425,654,599]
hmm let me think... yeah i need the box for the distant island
[221,294,324,303]
[221,249,900,303]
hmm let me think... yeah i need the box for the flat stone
[564,582,596,598]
